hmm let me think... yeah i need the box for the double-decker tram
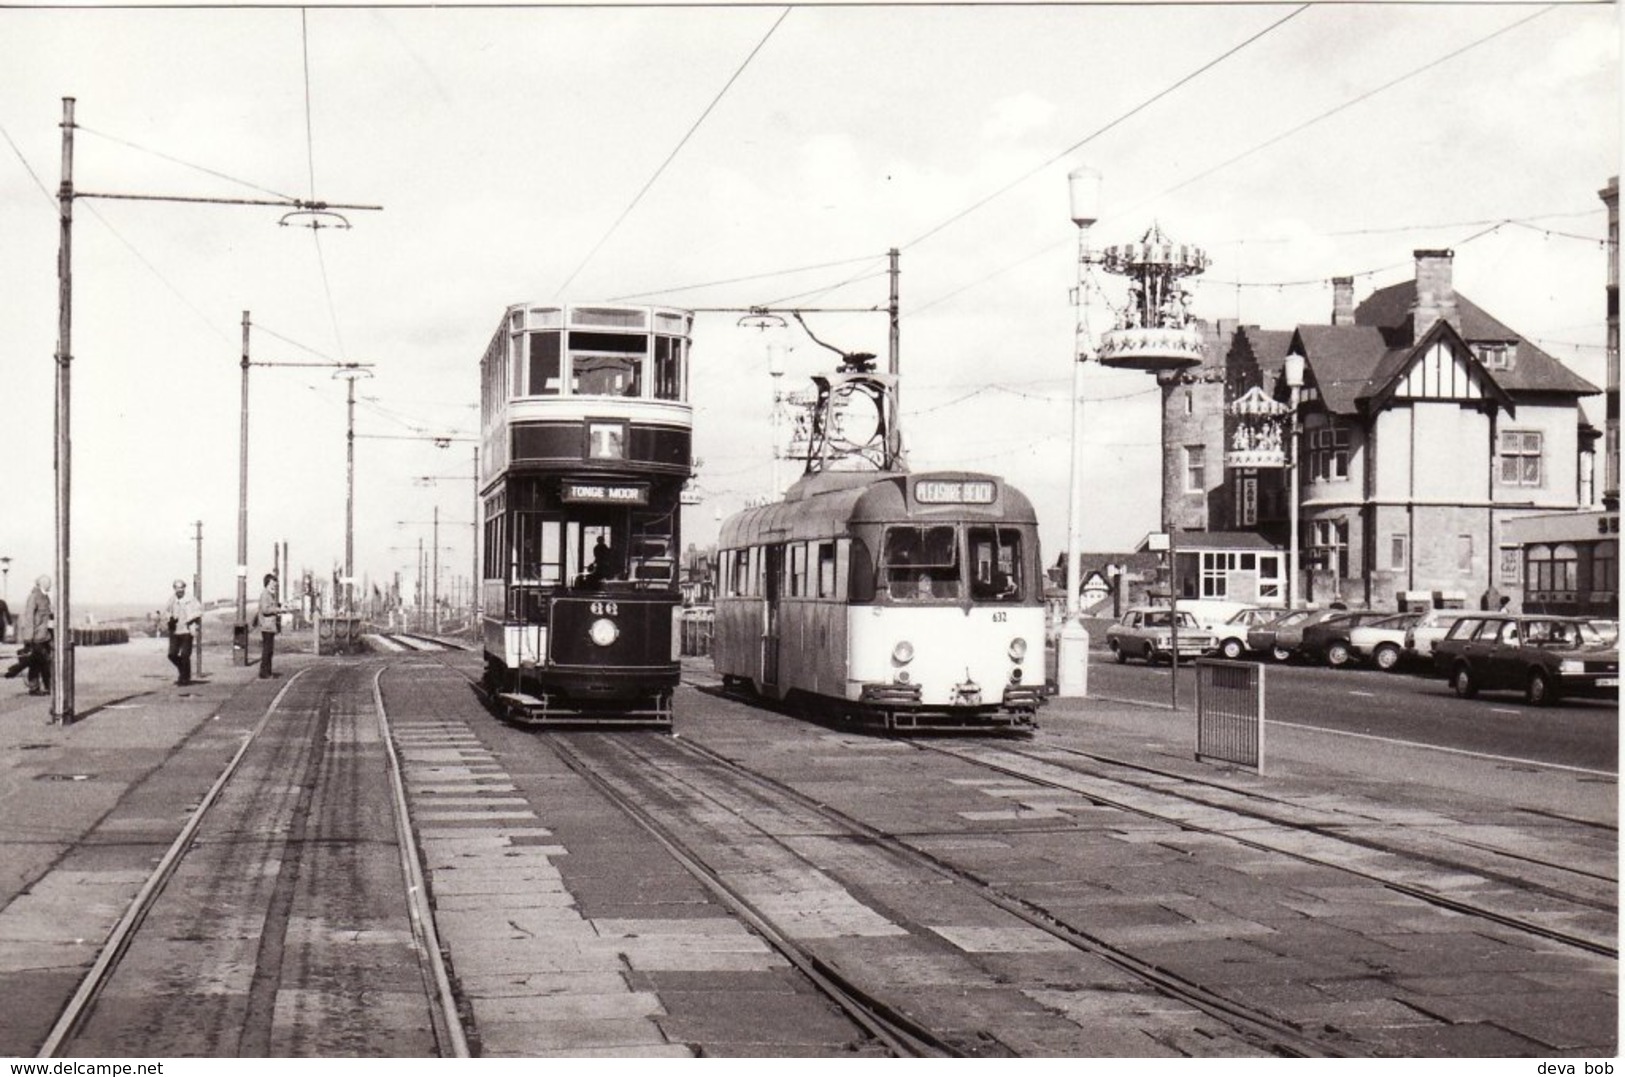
[712,360,1046,732]
[478,301,694,726]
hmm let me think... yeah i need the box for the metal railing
[1194,658,1264,774]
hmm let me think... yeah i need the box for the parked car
[1246,608,1346,662]
[1432,613,1620,706]
[1106,606,1216,665]
[1174,599,1252,631]
[1209,606,1290,660]
[1347,611,1424,671]
[1299,610,1401,667]
[1403,608,1472,661]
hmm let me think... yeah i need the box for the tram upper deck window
[654,336,686,401]
[969,527,1023,602]
[522,331,563,396]
[570,332,646,396]
[882,525,959,600]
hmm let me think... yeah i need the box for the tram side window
[816,542,837,598]
[526,331,562,396]
[727,549,749,597]
[969,527,1022,602]
[883,526,959,600]
[789,543,809,598]
[847,539,876,602]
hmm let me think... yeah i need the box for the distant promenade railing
[1194,659,1264,774]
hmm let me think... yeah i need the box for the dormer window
[1476,342,1515,370]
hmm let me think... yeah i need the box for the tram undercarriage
[720,676,1039,735]
[484,660,675,729]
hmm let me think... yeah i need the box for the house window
[1258,554,1281,599]
[1312,519,1349,577]
[1308,424,1350,482]
[1184,390,1193,416]
[1528,543,1579,593]
[1477,342,1514,370]
[1499,430,1543,486]
[1390,534,1407,572]
[1200,552,1233,598]
[1457,534,1474,573]
[1185,445,1206,492]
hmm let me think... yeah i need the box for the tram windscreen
[882,526,959,600]
[969,527,1023,602]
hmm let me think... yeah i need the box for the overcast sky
[1,2,1616,611]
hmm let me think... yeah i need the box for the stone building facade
[1162,250,1601,610]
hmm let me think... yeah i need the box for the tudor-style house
[1162,248,1601,610]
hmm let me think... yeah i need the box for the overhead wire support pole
[53,98,75,723]
[55,97,382,709]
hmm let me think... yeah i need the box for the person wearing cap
[256,572,285,678]
[162,578,204,686]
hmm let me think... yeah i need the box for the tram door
[761,545,782,691]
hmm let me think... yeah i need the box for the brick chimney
[1331,276,1355,326]
[1410,249,1460,341]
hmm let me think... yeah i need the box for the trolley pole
[193,520,204,677]
[52,97,76,723]
[432,506,440,634]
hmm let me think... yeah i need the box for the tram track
[37,662,466,1058]
[919,739,1618,959]
[541,729,1344,1057]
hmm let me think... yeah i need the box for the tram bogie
[714,469,1045,734]
[477,301,694,728]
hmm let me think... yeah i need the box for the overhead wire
[901,4,1312,254]
[555,6,792,299]
[911,4,1568,318]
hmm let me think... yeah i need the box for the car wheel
[1327,642,1352,668]
[1526,669,1559,707]
[1373,644,1402,672]
[1271,646,1292,663]
[1221,638,1244,661]
[1110,640,1126,664]
[1452,664,1477,699]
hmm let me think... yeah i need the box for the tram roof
[718,469,1037,547]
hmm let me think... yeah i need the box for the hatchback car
[1105,607,1216,664]
[1299,610,1400,667]
[1432,613,1620,706]
[1403,608,1471,661]
[1347,611,1424,671]
[1246,608,1346,662]
[1209,606,1289,660]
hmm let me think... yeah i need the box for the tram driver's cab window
[969,527,1022,602]
[883,525,959,600]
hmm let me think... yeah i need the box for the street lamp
[1057,164,1102,698]
[1,556,9,602]
[1283,350,1306,608]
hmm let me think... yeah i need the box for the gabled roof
[1134,530,1278,552]
[1291,325,1392,415]
[1354,281,1598,396]
[1362,317,1517,415]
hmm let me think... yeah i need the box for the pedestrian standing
[256,572,284,679]
[14,576,52,696]
[162,578,203,686]
[0,597,10,646]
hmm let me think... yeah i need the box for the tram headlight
[892,640,915,665]
[1008,637,1028,661]
[588,618,620,647]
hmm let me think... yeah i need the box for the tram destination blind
[913,479,996,505]
[561,481,649,505]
